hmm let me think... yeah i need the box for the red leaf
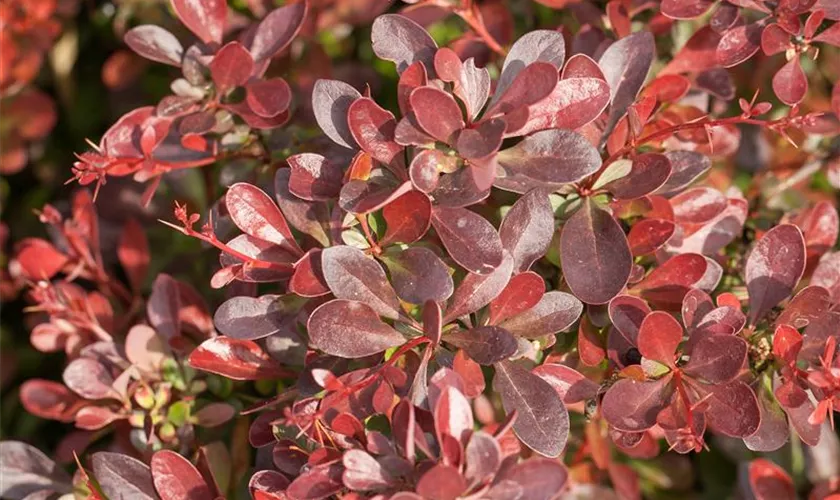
[494,360,569,457]
[604,153,672,200]
[20,380,83,422]
[347,97,403,166]
[599,31,655,139]
[499,189,555,273]
[746,224,806,325]
[628,218,675,256]
[321,245,402,319]
[498,291,583,339]
[749,459,796,500]
[151,450,213,500]
[248,2,308,62]
[601,376,673,432]
[661,0,714,19]
[188,337,292,380]
[717,21,766,67]
[444,254,513,322]
[124,25,183,66]
[411,87,464,144]
[431,206,504,275]
[415,464,466,500]
[246,78,291,118]
[381,190,432,246]
[287,153,343,201]
[489,271,545,324]
[560,199,632,304]
[637,311,682,366]
[226,183,298,253]
[307,300,405,358]
[670,187,728,224]
[15,238,68,279]
[381,247,454,304]
[704,381,761,437]
[210,42,254,94]
[635,253,708,309]
[533,363,599,404]
[683,335,747,383]
[772,57,808,106]
[171,0,226,44]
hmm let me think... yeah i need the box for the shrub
[2,0,840,499]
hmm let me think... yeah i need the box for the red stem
[457,6,507,56]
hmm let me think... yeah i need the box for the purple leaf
[603,153,672,200]
[411,87,464,144]
[717,21,766,68]
[342,450,395,492]
[287,153,343,201]
[188,337,291,380]
[210,42,254,93]
[499,188,554,273]
[415,464,466,500]
[124,26,183,66]
[494,360,569,457]
[227,183,298,253]
[248,2,307,62]
[151,450,213,500]
[308,300,405,358]
[381,247,454,304]
[444,326,518,365]
[63,358,117,400]
[431,207,504,275]
[347,97,403,166]
[214,294,289,340]
[171,0,226,44]
[599,31,655,140]
[312,79,361,149]
[455,118,505,160]
[0,441,71,499]
[444,253,514,322]
[533,363,599,404]
[463,431,501,484]
[321,245,402,320]
[560,199,632,304]
[496,130,602,193]
[704,381,761,437]
[498,291,583,339]
[600,376,673,432]
[92,452,157,500]
[485,62,559,119]
[746,224,806,325]
[274,169,331,247]
[371,14,437,74]
[683,335,747,383]
[511,77,611,136]
[493,30,566,107]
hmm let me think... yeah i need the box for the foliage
[2,0,840,499]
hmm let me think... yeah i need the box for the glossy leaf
[772,57,808,106]
[604,153,672,200]
[498,291,583,339]
[248,2,307,62]
[214,294,289,340]
[704,381,761,437]
[601,376,672,432]
[683,335,747,383]
[124,25,183,66]
[151,450,213,500]
[321,245,402,320]
[494,30,565,105]
[287,153,343,201]
[347,97,403,166]
[445,326,518,365]
[559,199,632,304]
[431,207,504,275]
[226,183,297,252]
[745,224,806,325]
[381,247,454,304]
[599,31,655,139]
[308,300,405,358]
[188,337,291,380]
[499,189,554,273]
[494,360,569,457]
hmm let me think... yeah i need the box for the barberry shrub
[3,0,840,499]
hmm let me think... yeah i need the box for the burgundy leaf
[171,0,226,44]
[0,441,71,499]
[381,247,454,304]
[226,183,298,253]
[599,31,655,139]
[287,153,343,201]
[494,360,569,457]
[347,97,403,166]
[151,450,213,500]
[604,153,672,200]
[92,452,157,500]
[717,21,766,67]
[20,380,82,423]
[118,218,150,292]
[399,62,429,116]
[371,14,437,74]
[494,30,565,104]
[444,254,514,322]
[683,335,747,383]
[463,431,501,484]
[286,463,343,500]
[188,337,291,380]
[748,459,796,500]
[560,199,632,304]
[635,253,708,308]
[746,224,806,325]
[485,62,559,118]
[703,381,761,437]
[431,207,504,275]
[637,311,682,366]
[308,300,405,358]
[214,294,289,340]
[415,464,466,500]
[321,245,402,319]
[628,218,675,256]
[772,57,808,106]
[245,78,291,118]
[248,2,307,62]
[444,326,518,365]
[498,291,583,339]
[496,130,602,193]
[289,249,329,297]
[455,58,490,121]
[342,450,395,491]
[511,77,611,136]
[600,376,673,432]
[489,271,545,324]
[499,188,554,273]
[210,42,254,93]
[533,363,599,404]
[411,87,464,144]
[381,190,432,245]
[456,118,505,160]
[124,25,183,66]
[312,79,361,149]
[670,187,728,224]
[193,402,236,427]
[495,458,569,500]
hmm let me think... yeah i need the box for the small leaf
[717,21,765,67]
[444,253,514,322]
[489,271,545,324]
[381,247,454,304]
[371,14,437,74]
[494,360,569,457]
[431,207,504,275]
[603,153,672,200]
[312,79,360,149]
[188,337,291,380]
[171,0,226,44]
[321,245,402,320]
[63,358,117,400]
[92,452,157,500]
[287,153,343,201]
[248,2,307,62]
[704,381,761,437]
[498,291,583,339]
[151,450,213,500]
[214,294,290,340]
[348,97,403,166]
[600,376,672,432]
[499,189,554,273]
[559,199,632,304]
[342,450,395,492]
[124,25,183,66]
[308,300,405,358]
[637,311,682,366]
[746,224,806,325]
[772,57,808,106]
[748,459,796,500]
[599,31,655,140]
[210,42,254,94]
[411,87,464,144]
[493,30,565,106]
[445,326,518,365]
